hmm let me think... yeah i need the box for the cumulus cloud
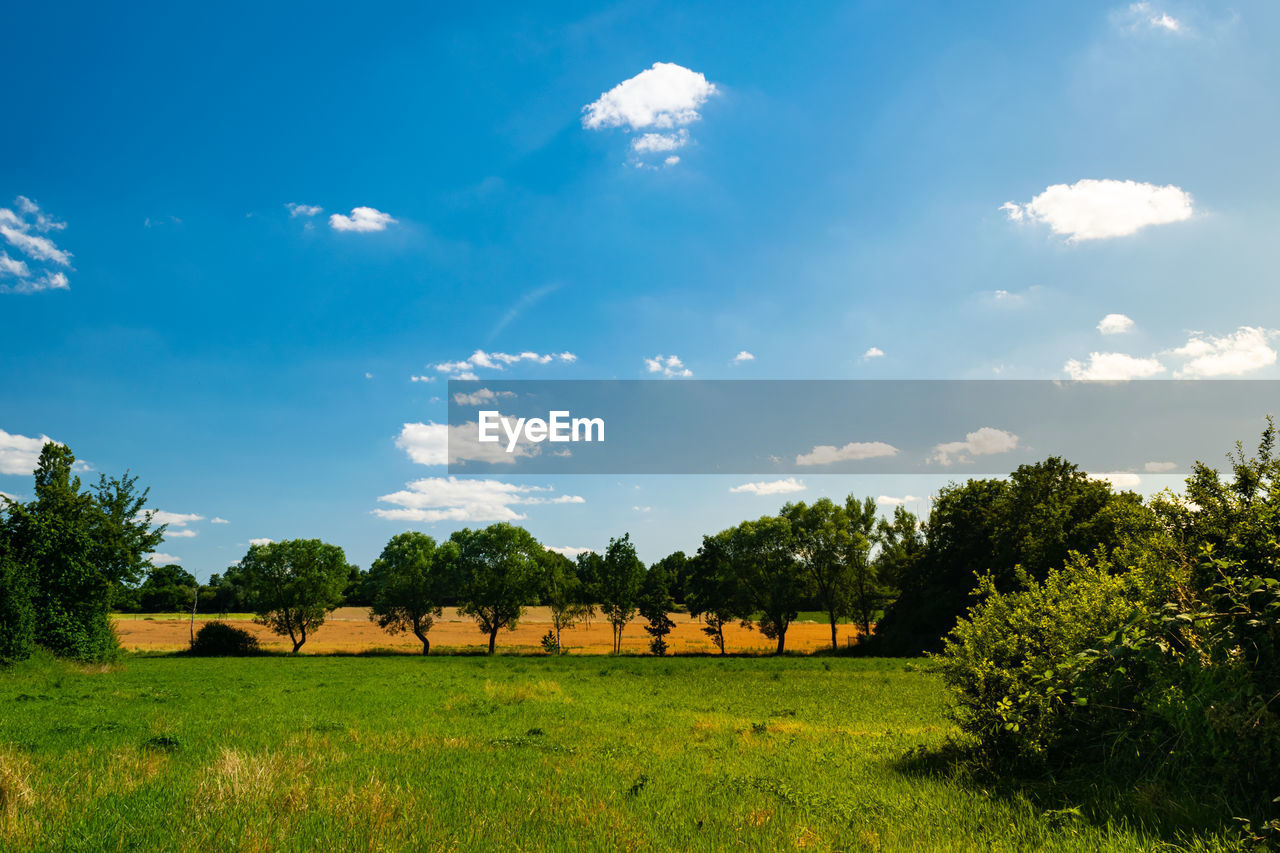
[862,347,885,359]
[425,349,576,380]
[1169,327,1277,378]
[286,203,323,217]
[329,206,396,232]
[930,427,1019,466]
[151,510,205,527]
[0,428,59,475]
[375,477,583,523]
[211,516,230,524]
[1001,179,1192,242]
[547,545,594,558]
[452,388,517,406]
[1145,461,1178,473]
[1090,471,1142,489]
[249,538,273,546]
[877,495,924,506]
[732,350,755,364]
[796,441,899,467]
[0,197,72,294]
[644,354,692,378]
[1098,314,1135,335]
[147,553,182,565]
[729,477,806,495]
[582,62,719,165]
[395,421,540,466]
[1065,352,1165,380]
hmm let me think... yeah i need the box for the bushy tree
[368,532,455,654]
[0,545,36,663]
[650,551,689,605]
[782,498,854,651]
[137,564,198,613]
[733,516,807,654]
[238,538,354,652]
[598,533,645,653]
[540,548,591,653]
[453,523,541,654]
[638,560,675,655]
[686,530,746,654]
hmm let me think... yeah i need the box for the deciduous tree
[453,523,541,654]
[238,538,353,652]
[368,532,455,654]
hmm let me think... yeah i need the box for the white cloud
[631,130,689,153]
[150,510,205,527]
[633,505,652,512]
[930,427,1020,466]
[165,529,198,538]
[1002,179,1193,242]
[1090,471,1142,489]
[1145,461,1177,473]
[1169,327,1277,378]
[147,553,182,565]
[249,538,273,546]
[664,156,680,167]
[375,477,583,523]
[877,495,924,506]
[286,203,323,217]
[329,206,396,232]
[732,350,755,364]
[395,421,540,466]
[547,545,594,558]
[0,197,72,294]
[583,62,719,131]
[1065,352,1165,380]
[644,354,692,378]
[452,388,517,406]
[211,517,230,524]
[0,428,59,475]
[426,349,576,380]
[730,477,806,495]
[796,441,899,467]
[1117,3,1185,33]
[1098,313,1135,335]
[862,347,885,359]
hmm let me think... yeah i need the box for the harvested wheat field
[113,607,863,654]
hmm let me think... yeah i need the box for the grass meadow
[0,653,1247,851]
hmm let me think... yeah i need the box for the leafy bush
[0,553,36,663]
[188,621,260,656]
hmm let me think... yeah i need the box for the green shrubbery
[188,621,260,656]
[938,425,1280,830]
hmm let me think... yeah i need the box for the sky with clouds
[3,0,1279,576]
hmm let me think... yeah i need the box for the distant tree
[203,567,250,614]
[368,532,455,654]
[638,560,676,655]
[539,549,591,653]
[3,443,163,661]
[782,498,854,651]
[238,538,354,652]
[342,564,375,607]
[686,530,746,654]
[453,523,542,654]
[597,533,645,653]
[873,505,924,594]
[651,551,689,605]
[137,564,198,613]
[842,495,885,638]
[734,516,808,654]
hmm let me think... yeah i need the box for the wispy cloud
[730,478,806,495]
[375,477,583,523]
[0,197,72,294]
[286,203,323,217]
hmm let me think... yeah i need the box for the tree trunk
[829,610,839,651]
[776,628,786,655]
[415,628,430,655]
[488,626,498,655]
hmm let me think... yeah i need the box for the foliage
[638,558,675,655]
[539,549,590,654]
[453,523,542,654]
[237,538,354,653]
[134,564,198,613]
[732,515,808,654]
[188,620,260,656]
[367,532,454,654]
[597,533,645,653]
[0,546,36,663]
[685,529,748,654]
[650,551,689,604]
[781,498,855,651]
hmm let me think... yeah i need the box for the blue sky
[3,0,1279,576]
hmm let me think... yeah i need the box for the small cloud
[452,388,517,406]
[286,203,323,217]
[1002,179,1192,242]
[365,372,373,379]
[631,129,690,154]
[1144,461,1177,473]
[410,375,437,383]
[375,477,583,523]
[1089,471,1142,489]
[147,552,182,565]
[0,428,61,475]
[730,477,805,495]
[930,427,1019,466]
[166,529,198,538]
[1116,2,1185,33]
[664,156,680,167]
[426,349,576,380]
[582,62,720,166]
[150,510,205,527]
[1065,352,1165,381]
[877,495,924,506]
[644,354,692,378]
[249,538,273,546]
[862,347,885,360]
[547,545,594,558]
[796,441,899,467]
[0,197,73,294]
[732,350,755,364]
[211,517,230,524]
[1169,327,1277,378]
[1098,313,1135,335]
[632,505,652,512]
[330,206,396,233]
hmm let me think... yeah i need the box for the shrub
[189,621,260,656]
[0,554,36,663]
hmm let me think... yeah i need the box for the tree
[638,560,676,655]
[238,538,353,652]
[137,564,198,613]
[539,549,591,654]
[686,530,746,654]
[842,495,885,638]
[0,541,36,663]
[782,498,854,651]
[368,532,455,654]
[734,516,808,654]
[651,551,689,605]
[453,523,541,654]
[873,505,924,594]
[597,533,645,653]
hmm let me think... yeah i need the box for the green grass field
[0,654,1244,851]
